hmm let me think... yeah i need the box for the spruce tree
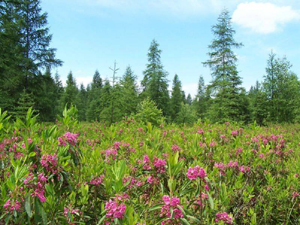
[263,53,300,123]
[16,0,62,90]
[194,75,207,119]
[0,1,26,111]
[142,39,170,117]
[77,84,88,121]
[186,94,192,105]
[0,0,62,119]
[86,70,103,121]
[60,71,79,109]
[203,9,243,122]
[119,66,139,116]
[170,74,183,122]
[13,90,36,120]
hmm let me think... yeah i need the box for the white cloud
[182,83,198,98]
[232,2,300,34]
[80,0,241,17]
[76,76,93,87]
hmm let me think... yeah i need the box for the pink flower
[105,199,126,219]
[239,166,250,174]
[215,212,233,224]
[147,176,154,184]
[171,144,181,152]
[186,166,207,180]
[3,199,22,212]
[160,195,183,222]
[227,161,238,168]
[153,158,166,174]
[231,130,238,136]
[90,175,105,185]
[58,132,78,146]
[197,129,204,134]
[143,155,150,163]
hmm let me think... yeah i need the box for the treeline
[1,1,300,125]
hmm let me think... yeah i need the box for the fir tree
[142,39,170,117]
[263,53,300,123]
[119,66,139,116]
[194,75,207,119]
[86,70,103,121]
[13,90,36,120]
[170,74,183,122]
[60,71,78,109]
[203,9,243,122]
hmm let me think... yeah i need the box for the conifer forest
[1,0,300,224]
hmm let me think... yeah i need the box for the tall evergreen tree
[86,70,103,121]
[16,0,62,90]
[33,68,60,121]
[186,94,192,105]
[0,0,62,119]
[60,71,79,109]
[119,66,139,116]
[99,80,112,122]
[0,1,26,111]
[142,39,170,117]
[263,53,300,123]
[194,75,207,119]
[248,82,268,125]
[77,84,88,121]
[170,74,183,122]
[203,9,243,122]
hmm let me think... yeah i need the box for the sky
[41,0,300,97]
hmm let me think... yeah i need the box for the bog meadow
[1,0,300,224]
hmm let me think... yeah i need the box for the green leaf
[180,218,191,225]
[25,194,32,218]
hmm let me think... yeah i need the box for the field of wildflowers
[1,108,300,224]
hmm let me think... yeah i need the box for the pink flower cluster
[142,155,152,170]
[215,161,250,175]
[90,175,105,185]
[160,195,183,224]
[113,142,121,150]
[58,132,78,146]
[64,205,81,224]
[105,200,126,220]
[231,130,238,136]
[153,158,167,174]
[171,144,181,152]
[3,199,22,212]
[186,165,207,180]
[40,154,58,175]
[24,173,47,202]
[123,176,143,188]
[215,212,233,224]
[105,148,117,159]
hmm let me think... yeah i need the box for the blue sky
[41,0,300,97]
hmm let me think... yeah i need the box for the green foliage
[141,39,170,117]
[58,104,78,130]
[12,90,37,120]
[263,52,300,123]
[176,103,197,125]
[119,66,139,117]
[0,0,62,121]
[1,109,300,224]
[135,98,164,126]
[60,71,79,109]
[170,74,183,122]
[0,109,11,136]
[203,9,244,123]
